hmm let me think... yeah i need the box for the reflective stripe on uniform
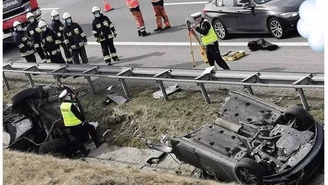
[59,26,64,31]
[46,36,53,42]
[110,23,114,28]
[21,50,35,57]
[104,55,111,60]
[201,23,218,45]
[51,50,57,55]
[55,40,61,44]
[46,59,52,63]
[108,35,113,39]
[114,31,117,34]
[18,43,24,48]
[111,53,117,57]
[57,32,62,37]
[64,39,69,44]
[92,30,97,34]
[80,32,86,37]
[34,43,39,48]
[67,58,73,62]
[60,102,82,127]
[22,37,27,41]
[36,28,42,33]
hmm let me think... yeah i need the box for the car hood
[263,0,304,12]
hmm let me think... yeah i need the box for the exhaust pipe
[215,118,242,133]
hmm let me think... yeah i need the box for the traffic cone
[103,0,113,12]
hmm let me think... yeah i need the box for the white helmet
[26,12,34,19]
[13,21,21,28]
[62,12,71,20]
[51,10,59,18]
[59,89,71,100]
[38,20,47,28]
[92,6,101,13]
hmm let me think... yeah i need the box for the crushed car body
[146,91,324,185]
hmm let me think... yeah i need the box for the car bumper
[263,122,324,184]
[279,16,299,32]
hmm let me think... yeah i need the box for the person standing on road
[50,10,73,64]
[125,0,150,37]
[26,12,46,62]
[13,21,36,62]
[59,89,103,157]
[39,21,66,63]
[151,0,171,32]
[62,12,89,64]
[91,6,120,65]
[191,12,230,70]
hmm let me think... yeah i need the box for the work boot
[82,149,90,157]
[105,59,111,65]
[163,25,171,30]
[154,27,162,32]
[113,57,120,62]
[141,31,150,37]
[138,30,141,37]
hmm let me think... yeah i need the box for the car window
[216,0,223,6]
[222,0,234,7]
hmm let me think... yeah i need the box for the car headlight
[24,4,31,12]
[280,12,298,18]
[33,8,41,16]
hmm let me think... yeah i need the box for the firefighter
[125,0,150,37]
[62,12,89,64]
[38,21,66,63]
[26,12,46,61]
[13,21,36,62]
[50,10,73,64]
[59,89,102,157]
[151,0,171,32]
[191,12,230,70]
[91,6,120,65]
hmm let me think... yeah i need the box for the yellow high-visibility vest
[60,102,82,127]
[201,21,218,46]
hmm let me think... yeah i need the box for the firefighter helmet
[26,12,34,19]
[13,21,21,28]
[62,12,71,20]
[38,20,47,28]
[51,10,59,18]
[92,6,101,13]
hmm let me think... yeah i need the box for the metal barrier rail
[3,62,324,110]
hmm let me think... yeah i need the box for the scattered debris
[153,84,181,99]
[102,129,111,137]
[222,50,245,61]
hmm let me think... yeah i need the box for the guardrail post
[198,83,210,104]
[242,72,260,95]
[157,80,168,101]
[296,88,309,111]
[85,77,96,95]
[3,72,10,90]
[54,75,62,84]
[120,79,130,98]
[25,74,34,87]
[244,86,254,95]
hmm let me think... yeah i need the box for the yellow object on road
[222,50,245,61]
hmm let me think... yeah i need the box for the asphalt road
[3,0,324,72]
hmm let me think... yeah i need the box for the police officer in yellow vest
[191,12,230,70]
[59,89,102,157]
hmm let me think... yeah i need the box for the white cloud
[297,0,324,52]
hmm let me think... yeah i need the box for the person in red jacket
[151,0,171,32]
[125,0,150,37]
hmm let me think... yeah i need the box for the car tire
[235,158,268,185]
[39,138,69,156]
[268,17,286,39]
[11,88,37,105]
[284,105,315,131]
[212,19,229,40]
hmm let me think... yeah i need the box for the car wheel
[235,158,268,185]
[284,105,315,131]
[213,19,228,40]
[11,88,37,105]
[39,138,69,156]
[268,17,286,39]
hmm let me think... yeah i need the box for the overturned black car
[3,85,95,157]
[146,91,324,185]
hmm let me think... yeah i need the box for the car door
[215,0,241,32]
[235,1,268,32]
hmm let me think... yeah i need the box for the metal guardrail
[3,62,324,110]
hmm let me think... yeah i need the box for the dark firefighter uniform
[40,27,66,63]
[14,30,36,62]
[192,14,230,70]
[63,23,88,64]
[51,19,73,63]
[26,21,46,60]
[92,13,119,65]
[60,101,102,156]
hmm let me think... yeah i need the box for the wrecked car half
[148,91,324,185]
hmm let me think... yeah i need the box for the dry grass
[3,150,239,185]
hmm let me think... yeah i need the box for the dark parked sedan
[203,0,303,39]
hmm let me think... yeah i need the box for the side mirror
[242,2,254,9]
